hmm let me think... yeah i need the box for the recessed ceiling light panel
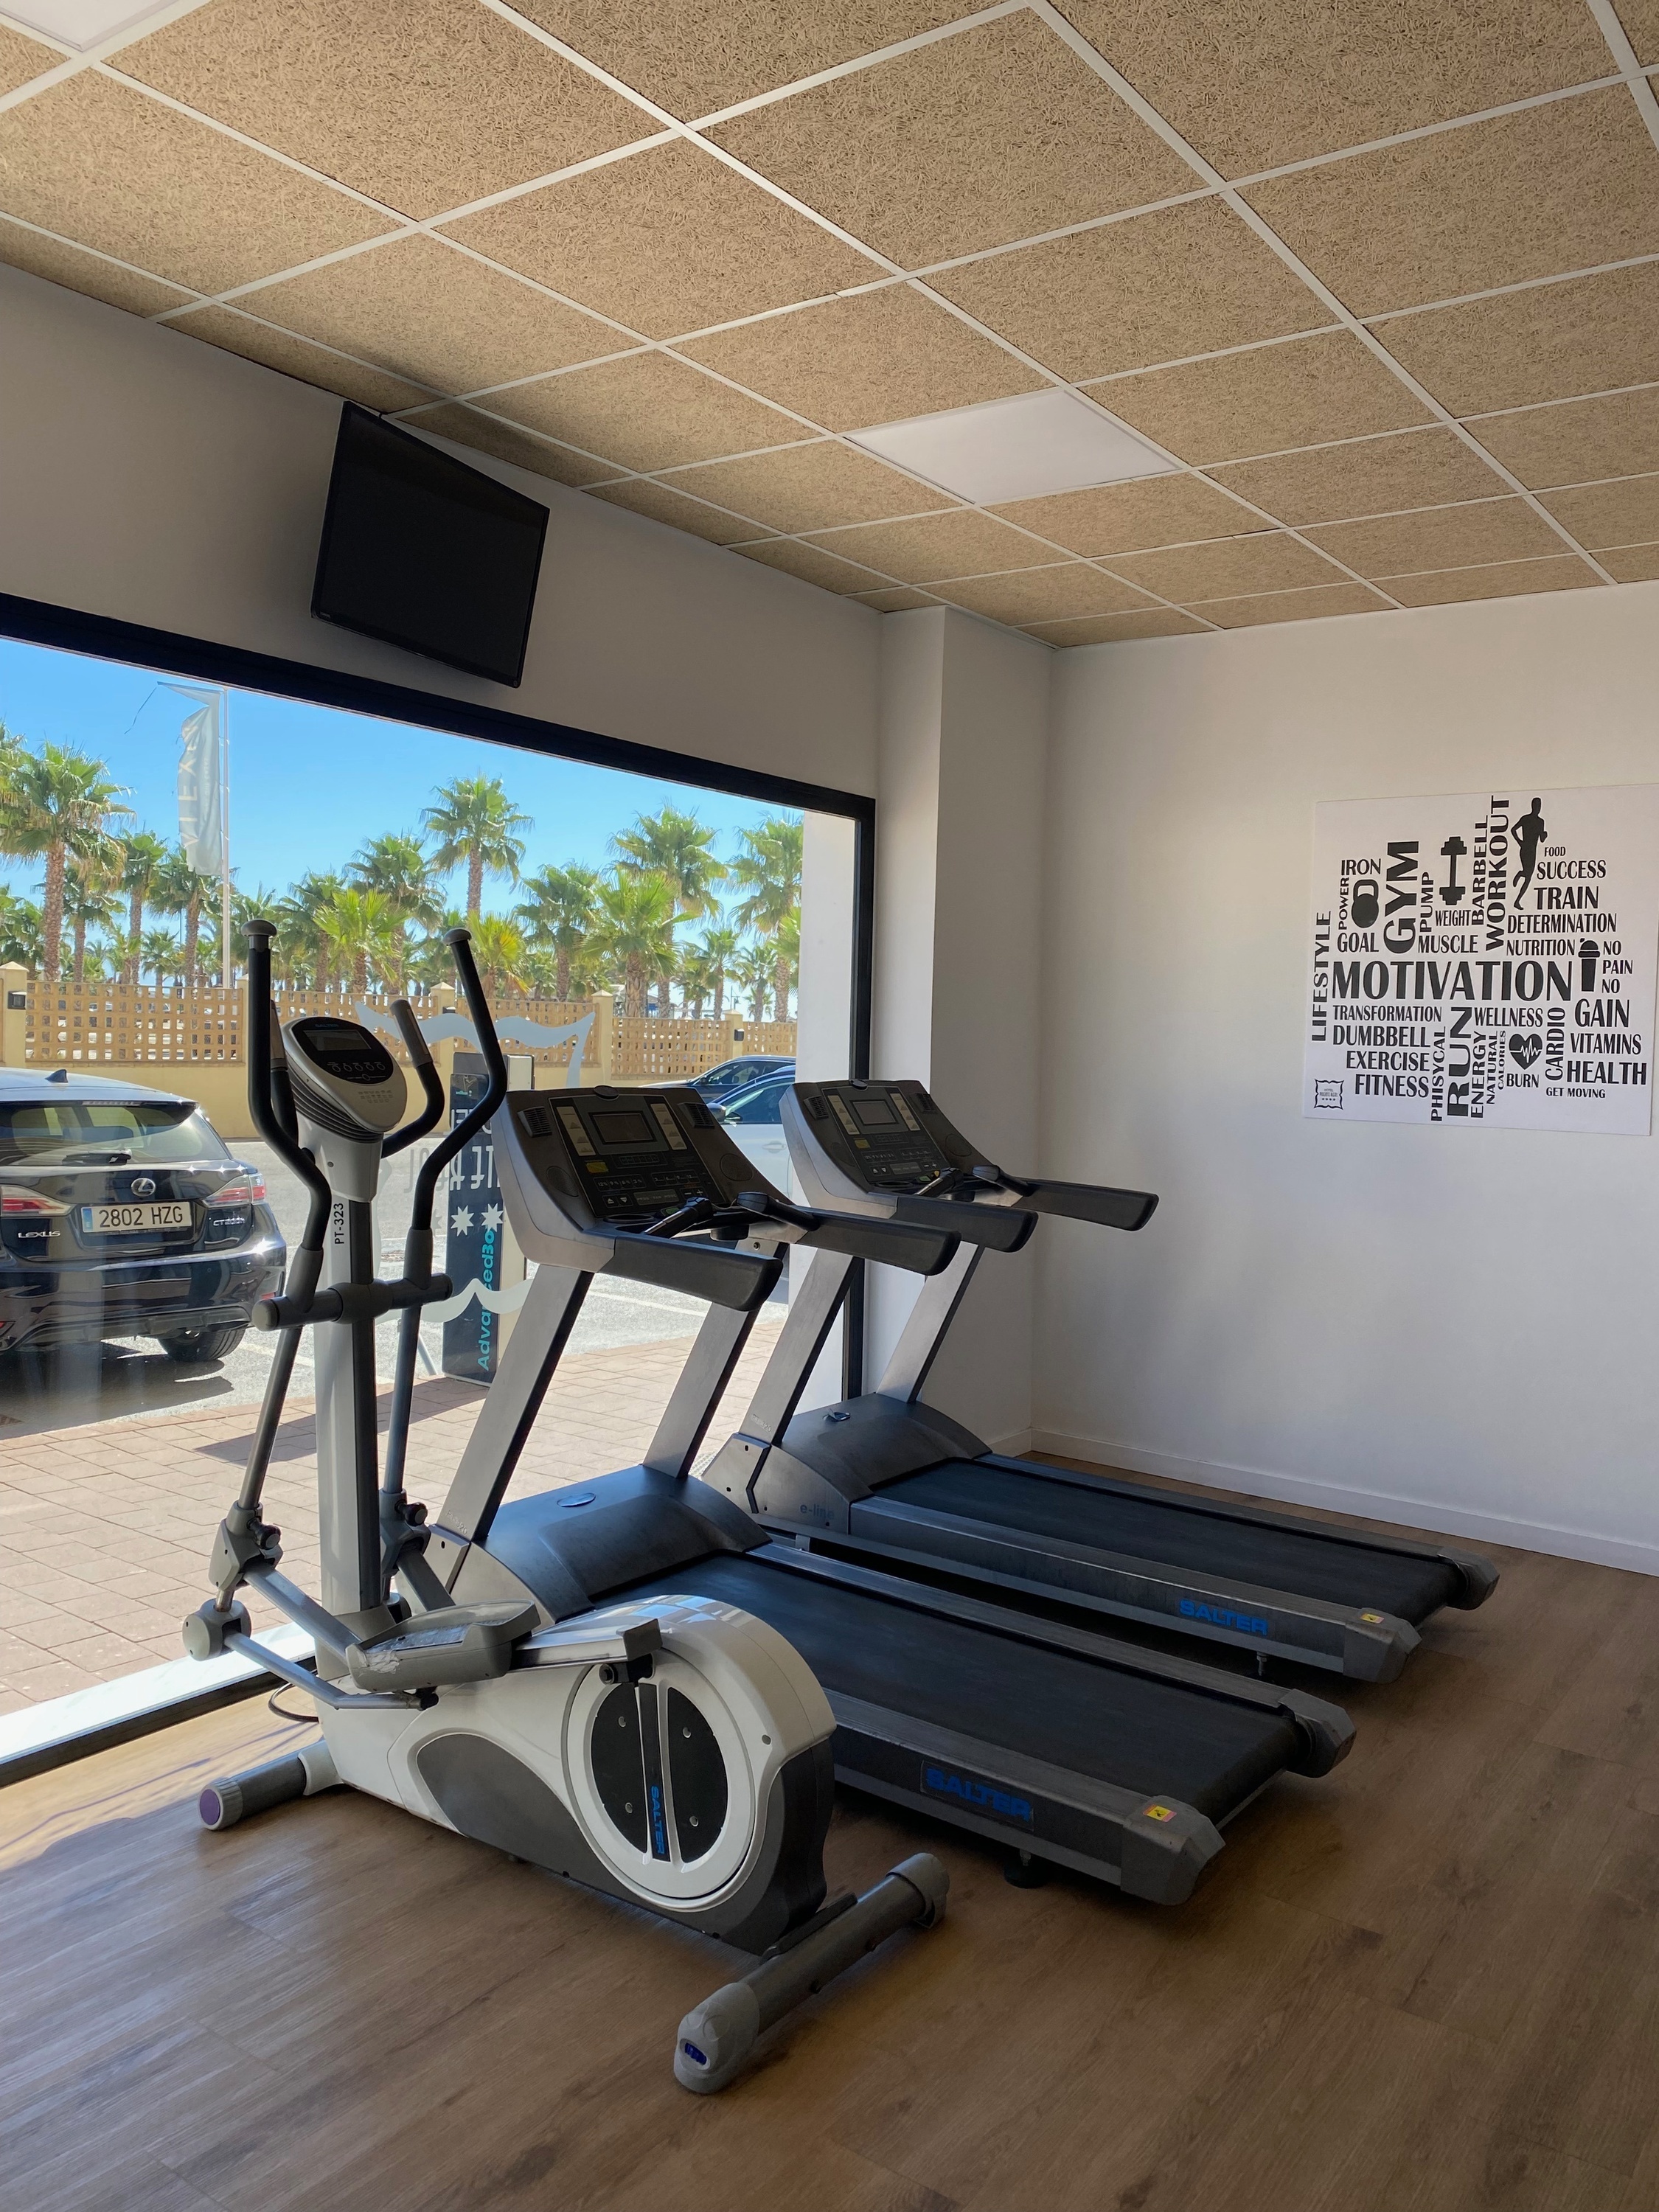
[5,1,160,49]
[846,388,1178,506]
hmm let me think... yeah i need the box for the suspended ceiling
[1,0,1658,647]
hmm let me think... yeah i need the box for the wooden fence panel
[18,981,793,1077]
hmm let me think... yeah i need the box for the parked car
[0,1071,285,1362]
[710,1067,795,1198]
[692,1053,794,1102]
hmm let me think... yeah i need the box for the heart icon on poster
[1509,1033,1543,1068]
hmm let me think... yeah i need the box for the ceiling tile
[1613,0,1659,62]
[1470,388,1659,488]
[0,25,58,97]
[116,0,651,221]
[678,287,1043,430]
[849,585,938,611]
[169,305,431,412]
[1539,474,1659,550]
[804,509,1051,582]
[1023,609,1210,644]
[711,14,1191,267]
[1110,530,1345,602]
[1099,331,1430,464]
[936,565,1155,622]
[512,1,978,120]
[490,351,804,471]
[1207,428,1513,526]
[1200,583,1388,626]
[1382,555,1600,604]
[0,215,192,315]
[442,139,880,341]
[1380,263,1659,417]
[658,438,952,530]
[1601,541,1659,582]
[0,72,394,294]
[239,236,622,397]
[1302,496,1564,577]
[992,472,1264,554]
[734,538,890,591]
[1054,0,1611,174]
[1244,92,1659,321]
[931,199,1331,382]
[585,475,763,544]
[398,403,613,485]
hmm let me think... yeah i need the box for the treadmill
[425,1080,1353,1904]
[698,1077,1495,1684]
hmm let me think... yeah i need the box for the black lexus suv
[0,1070,285,1361]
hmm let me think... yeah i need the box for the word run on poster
[1304,785,1659,1135]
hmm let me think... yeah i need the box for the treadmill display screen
[852,1098,900,1128]
[591,1109,653,1146]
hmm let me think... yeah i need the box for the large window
[0,620,863,1744]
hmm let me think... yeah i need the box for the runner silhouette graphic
[1512,798,1547,900]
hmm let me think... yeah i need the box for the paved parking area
[0,1318,782,1712]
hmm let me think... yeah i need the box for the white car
[711,1071,795,1200]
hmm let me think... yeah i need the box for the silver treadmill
[697,1077,1496,1684]
[425,1082,1354,1903]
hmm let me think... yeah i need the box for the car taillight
[1,1186,68,1215]
[210,1175,265,1206]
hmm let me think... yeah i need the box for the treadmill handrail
[608,1225,782,1311]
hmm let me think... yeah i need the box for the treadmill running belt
[633,1554,1299,1823]
[881,1462,1458,1622]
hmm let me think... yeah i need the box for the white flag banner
[1304,783,1659,1135]
[171,685,225,876]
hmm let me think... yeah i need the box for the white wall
[0,265,879,795]
[1038,580,1659,1571]
[869,607,1050,1449]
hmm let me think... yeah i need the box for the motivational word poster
[1304,785,1659,1134]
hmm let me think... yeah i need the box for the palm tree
[771,908,800,1022]
[316,887,403,994]
[118,831,170,984]
[0,890,44,971]
[731,941,773,1023]
[140,926,181,987]
[279,871,348,989]
[350,832,441,990]
[514,861,599,1001]
[594,869,677,1018]
[152,843,218,986]
[611,807,727,922]
[422,776,530,920]
[470,914,528,998]
[676,939,714,1019]
[0,745,131,981]
[61,861,122,982]
[692,920,741,1021]
[730,815,803,1023]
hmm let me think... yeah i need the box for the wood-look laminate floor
[5,1515,1659,2212]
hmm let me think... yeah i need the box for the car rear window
[0,1101,230,1166]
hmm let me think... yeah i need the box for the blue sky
[0,636,777,919]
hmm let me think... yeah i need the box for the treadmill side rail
[829,1503,1422,1683]
[827,1692,1223,1905]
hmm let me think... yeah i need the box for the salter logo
[1180,1598,1270,1637]
[920,1760,1034,1828]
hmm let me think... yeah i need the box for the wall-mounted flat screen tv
[311,404,549,687]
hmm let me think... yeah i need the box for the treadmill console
[790,1079,987,1196]
[507,1084,775,1233]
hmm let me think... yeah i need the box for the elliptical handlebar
[403,928,509,1277]
[246,919,332,1257]
[384,1000,447,1159]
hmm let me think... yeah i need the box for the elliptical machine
[185,922,946,2094]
